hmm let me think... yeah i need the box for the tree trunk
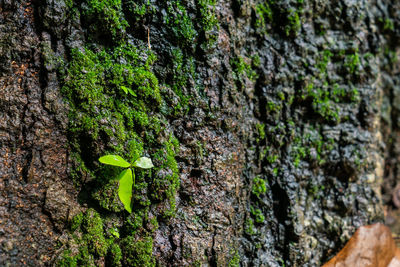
[1,0,399,266]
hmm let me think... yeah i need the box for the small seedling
[99,155,154,213]
[120,85,137,97]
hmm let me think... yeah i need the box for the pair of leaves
[120,85,137,97]
[99,155,154,169]
[99,155,154,213]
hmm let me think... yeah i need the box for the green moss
[285,8,301,37]
[196,0,219,48]
[231,56,258,86]
[255,1,273,32]
[62,43,162,183]
[108,243,122,267]
[83,0,128,41]
[252,176,267,198]
[197,0,218,32]
[151,135,180,218]
[57,250,78,267]
[245,218,256,235]
[148,216,159,233]
[76,244,96,267]
[71,212,84,231]
[58,210,108,266]
[165,1,197,47]
[125,208,147,232]
[386,48,398,65]
[122,235,155,266]
[290,126,337,168]
[331,84,360,103]
[58,1,188,265]
[126,0,156,19]
[108,226,120,239]
[317,50,333,74]
[381,17,395,31]
[92,180,125,212]
[256,123,266,141]
[291,137,307,168]
[60,38,181,267]
[165,47,195,115]
[252,53,261,67]
[277,91,285,101]
[228,251,240,267]
[82,209,108,257]
[250,206,265,223]
[254,0,303,37]
[65,0,73,9]
[267,154,278,164]
[308,184,325,198]
[344,49,360,74]
[267,101,281,113]
[299,49,360,123]
[303,81,339,123]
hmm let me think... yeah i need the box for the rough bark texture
[1,0,400,266]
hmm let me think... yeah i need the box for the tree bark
[0,0,399,266]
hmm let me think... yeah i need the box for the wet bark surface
[1,0,400,266]
[0,0,77,265]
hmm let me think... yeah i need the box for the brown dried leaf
[323,223,397,267]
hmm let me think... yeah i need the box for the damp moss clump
[125,0,156,22]
[297,48,362,124]
[82,0,128,41]
[252,176,267,198]
[196,0,218,33]
[165,47,195,115]
[92,180,125,213]
[57,209,109,266]
[284,8,301,37]
[231,56,258,88]
[151,136,180,218]
[62,43,161,185]
[196,0,219,48]
[60,35,180,265]
[250,206,265,223]
[253,0,303,37]
[57,250,78,267]
[344,49,361,74]
[228,251,240,267]
[108,243,123,267]
[82,209,109,257]
[165,1,197,47]
[255,1,273,32]
[122,235,155,266]
[245,218,256,235]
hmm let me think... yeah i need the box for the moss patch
[59,3,181,263]
[122,235,155,266]
[165,1,197,48]
[82,0,128,42]
[253,0,303,37]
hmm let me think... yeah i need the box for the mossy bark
[1,0,400,266]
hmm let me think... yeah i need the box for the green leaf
[121,86,128,94]
[99,155,131,168]
[118,169,133,213]
[127,87,137,97]
[110,228,119,238]
[133,157,154,169]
